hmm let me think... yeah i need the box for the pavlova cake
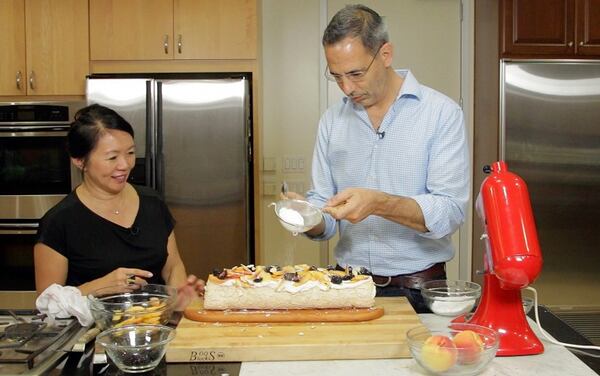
[203,264,376,310]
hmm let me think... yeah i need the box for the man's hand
[324,188,427,232]
[278,191,326,236]
[280,191,305,201]
[323,188,384,223]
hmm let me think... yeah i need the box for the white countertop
[239,314,597,376]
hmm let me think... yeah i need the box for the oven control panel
[0,104,69,123]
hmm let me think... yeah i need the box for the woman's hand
[174,274,206,311]
[104,267,153,287]
[79,267,153,296]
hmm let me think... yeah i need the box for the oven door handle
[0,125,70,132]
[0,223,39,235]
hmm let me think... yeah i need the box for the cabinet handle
[29,71,35,90]
[178,34,182,54]
[164,35,169,54]
[568,41,573,47]
[16,71,22,90]
[579,41,584,46]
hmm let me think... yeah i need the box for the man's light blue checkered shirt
[306,70,470,276]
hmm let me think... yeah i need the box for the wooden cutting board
[184,306,384,322]
[166,297,421,362]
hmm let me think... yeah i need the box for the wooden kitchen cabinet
[0,0,89,96]
[90,0,257,61]
[0,1,26,95]
[174,0,257,59]
[576,0,600,56]
[89,0,174,61]
[501,0,600,57]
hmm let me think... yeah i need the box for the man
[288,4,469,312]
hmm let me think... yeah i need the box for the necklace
[79,185,126,216]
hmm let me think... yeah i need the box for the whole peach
[453,329,485,364]
[420,335,458,372]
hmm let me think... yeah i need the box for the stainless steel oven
[0,101,84,290]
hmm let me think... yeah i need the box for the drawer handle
[568,41,573,47]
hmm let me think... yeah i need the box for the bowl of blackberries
[96,324,175,373]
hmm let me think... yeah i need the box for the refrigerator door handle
[145,80,154,189]
[155,81,165,197]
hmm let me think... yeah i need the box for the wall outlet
[282,155,305,172]
[286,181,305,194]
[263,157,277,172]
[263,182,278,196]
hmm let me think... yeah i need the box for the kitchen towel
[36,284,94,326]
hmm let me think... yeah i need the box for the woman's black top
[36,185,175,286]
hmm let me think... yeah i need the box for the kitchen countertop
[240,308,598,376]
[66,305,598,376]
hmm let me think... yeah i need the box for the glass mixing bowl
[96,324,175,373]
[407,322,499,376]
[269,199,322,233]
[421,280,482,317]
[88,284,177,330]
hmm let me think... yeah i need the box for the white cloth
[36,283,94,326]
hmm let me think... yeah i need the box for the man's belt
[337,263,446,289]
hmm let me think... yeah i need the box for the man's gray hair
[322,4,389,54]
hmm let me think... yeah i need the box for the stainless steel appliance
[500,60,600,308]
[87,74,254,281]
[0,310,80,374]
[0,102,84,291]
[0,103,83,230]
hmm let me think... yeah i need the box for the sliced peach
[453,330,485,364]
[420,335,458,372]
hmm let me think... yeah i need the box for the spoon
[281,181,289,197]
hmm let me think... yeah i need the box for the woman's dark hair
[68,104,134,160]
[322,4,388,54]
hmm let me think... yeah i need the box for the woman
[34,104,204,310]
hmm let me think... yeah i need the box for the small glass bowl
[88,284,177,330]
[269,199,322,233]
[96,324,175,373]
[407,322,499,376]
[421,280,481,317]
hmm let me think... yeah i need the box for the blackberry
[330,275,343,284]
[217,270,228,279]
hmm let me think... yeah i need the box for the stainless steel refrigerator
[500,61,600,309]
[87,74,253,280]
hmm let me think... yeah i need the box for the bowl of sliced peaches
[406,322,499,376]
[88,284,177,330]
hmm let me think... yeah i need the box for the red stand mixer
[465,160,544,356]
